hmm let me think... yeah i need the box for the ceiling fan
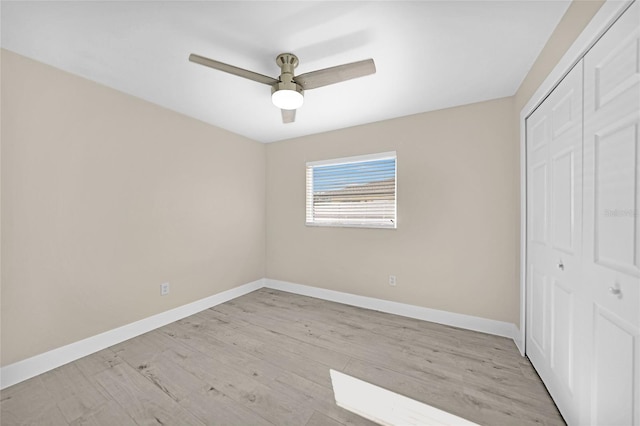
[188,52,376,123]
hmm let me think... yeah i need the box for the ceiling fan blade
[189,54,278,86]
[281,109,296,123]
[295,58,376,90]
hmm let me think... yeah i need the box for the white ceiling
[1,1,571,143]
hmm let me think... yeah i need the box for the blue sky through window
[313,158,395,193]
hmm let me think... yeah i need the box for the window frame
[305,151,397,229]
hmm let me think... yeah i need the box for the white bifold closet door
[526,2,639,425]
[583,2,640,425]
[526,61,585,426]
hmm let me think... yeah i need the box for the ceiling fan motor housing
[272,53,304,109]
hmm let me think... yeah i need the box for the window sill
[305,222,397,230]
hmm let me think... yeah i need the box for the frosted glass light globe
[272,89,304,110]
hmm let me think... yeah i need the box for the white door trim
[518,0,635,356]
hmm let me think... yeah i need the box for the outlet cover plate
[161,282,170,296]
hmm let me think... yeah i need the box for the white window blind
[306,152,397,229]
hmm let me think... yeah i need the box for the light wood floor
[1,289,564,425]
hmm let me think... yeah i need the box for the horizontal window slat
[314,183,396,192]
[314,209,393,211]
[313,161,395,173]
[315,183,396,191]
[313,218,394,222]
[314,198,395,203]
[315,191,395,198]
[313,207,395,211]
[313,212,395,215]
[314,192,393,198]
[309,220,395,227]
[314,163,396,173]
[313,218,395,221]
[313,165,395,173]
[314,168,396,179]
[313,213,395,216]
[313,204,395,208]
[312,173,395,184]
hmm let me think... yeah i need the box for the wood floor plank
[161,345,315,426]
[462,359,555,406]
[0,377,70,426]
[167,318,341,390]
[3,402,69,426]
[93,362,206,426]
[110,329,185,369]
[204,308,351,370]
[68,401,137,426]
[73,348,122,378]
[40,362,110,423]
[462,385,564,426]
[178,386,276,426]
[1,288,564,425]
[306,410,346,426]
[134,347,210,402]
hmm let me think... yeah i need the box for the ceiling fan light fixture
[271,86,304,110]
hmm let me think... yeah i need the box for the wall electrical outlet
[389,275,396,286]
[160,282,170,296]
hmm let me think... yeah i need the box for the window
[306,151,397,229]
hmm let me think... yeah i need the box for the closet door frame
[518,0,635,355]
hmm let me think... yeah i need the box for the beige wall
[0,50,266,366]
[266,98,519,323]
[265,0,605,327]
[514,0,605,112]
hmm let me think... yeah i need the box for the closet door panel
[593,117,639,274]
[526,62,583,426]
[550,148,575,253]
[584,2,640,424]
[593,307,637,426]
[531,161,549,245]
[550,278,574,391]
[530,267,548,354]
[527,105,552,372]
[593,20,640,111]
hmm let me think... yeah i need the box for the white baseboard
[513,326,525,356]
[265,279,520,342]
[1,277,523,389]
[0,278,265,390]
